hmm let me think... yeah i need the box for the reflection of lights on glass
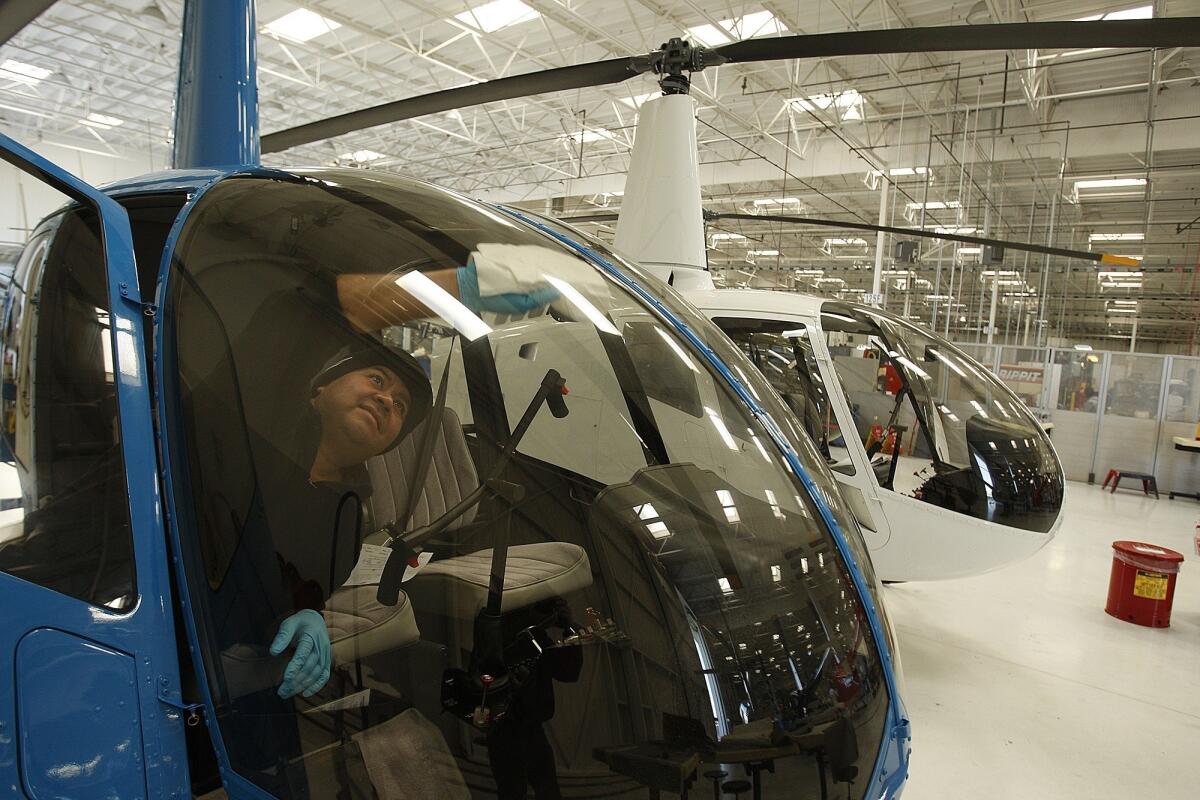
[969,399,990,419]
[724,506,741,524]
[636,503,658,520]
[716,490,733,505]
[647,521,671,539]
[771,564,782,582]
[653,325,699,373]
[765,489,785,520]
[749,431,772,463]
[705,407,739,451]
[541,274,619,335]
[817,552,825,568]
[718,578,734,594]
[395,271,492,341]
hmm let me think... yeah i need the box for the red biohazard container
[1105,541,1185,628]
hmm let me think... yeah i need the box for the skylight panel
[789,89,863,122]
[455,0,540,33]
[687,23,732,46]
[0,59,51,86]
[264,8,342,43]
[566,127,617,143]
[1075,4,1153,21]
[725,10,788,39]
[1076,178,1146,190]
[80,112,124,129]
[618,91,660,108]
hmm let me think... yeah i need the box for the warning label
[1133,570,1169,600]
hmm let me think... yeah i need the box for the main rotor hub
[650,37,721,95]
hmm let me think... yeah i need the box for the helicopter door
[712,315,892,552]
[0,135,189,798]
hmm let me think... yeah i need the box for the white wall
[0,141,156,249]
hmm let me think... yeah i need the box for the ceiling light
[753,197,800,206]
[789,89,863,121]
[982,270,1019,276]
[711,232,746,241]
[1107,307,1138,313]
[907,200,961,211]
[0,59,51,85]
[824,237,868,246]
[1110,299,1139,306]
[876,166,932,177]
[1089,232,1144,242]
[935,226,977,235]
[1074,177,1146,191]
[618,91,659,108]
[454,0,539,33]
[1098,271,1144,278]
[957,247,982,256]
[1073,344,1093,351]
[340,149,385,163]
[264,8,341,42]
[80,112,124,129]
[748,249,780,256]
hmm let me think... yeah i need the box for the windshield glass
[822,301,1063,533]
[162,170,890,800]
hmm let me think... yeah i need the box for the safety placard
[1133,570,1169,600]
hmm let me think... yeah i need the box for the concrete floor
[887,481,1200,799]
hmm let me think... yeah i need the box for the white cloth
[471,242,610,301]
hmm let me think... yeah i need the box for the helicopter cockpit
[716,300,1064,549]
[149,170,900,799]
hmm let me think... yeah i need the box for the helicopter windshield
[160,170,893,800]
[820,301,1063,533]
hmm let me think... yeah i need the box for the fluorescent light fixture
[340,149,385,163]
[1098,271,1144,278]
[0,59,51,85]
[907,200,961,210]
[80,112,124,129]
[395,271,492,341]
[957,247,982,256]
[264,8,341,42]
[1110,299,1139,306]
[935,226,977,235]
[1107,307,1138,313]
[981,270,1019,276]
[752,197,800,206]
[1103,281,1143,289]
[541,274,619,336]
[454,0,540,33]
[618,91,659,108]
[875,166,932,178]
[1089,232,1144,242]
[710,232,746,241]
[793,268,825,276]
[823,237,868,247]
[748,249,780,256]
[1075,177,1146,191]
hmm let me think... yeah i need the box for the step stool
[1102,469,1159,499]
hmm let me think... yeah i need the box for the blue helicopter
[0,3,1192,798]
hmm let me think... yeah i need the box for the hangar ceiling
[1,0,1198,349]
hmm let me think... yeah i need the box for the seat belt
[387,337,456,565]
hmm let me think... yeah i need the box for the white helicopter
[259,18,1185,584]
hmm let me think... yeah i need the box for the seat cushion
[323,586,420,664]
[406,542,592,617]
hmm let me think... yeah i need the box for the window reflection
[163,172,890,799]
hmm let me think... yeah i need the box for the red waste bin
[1105,540,1185,628]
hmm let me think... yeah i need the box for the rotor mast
[613,39,715,290]
[172,0,260,169]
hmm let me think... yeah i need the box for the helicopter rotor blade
[711,212,1141,267]
[262,58,644,154]
[263,17,1199,153]
[716,19,1200,64]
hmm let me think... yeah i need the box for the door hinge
[157,684,204,727]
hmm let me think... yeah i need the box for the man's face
[312,365,411,459]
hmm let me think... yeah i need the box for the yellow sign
[1133,570,1169,601]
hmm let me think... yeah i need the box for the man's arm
[336,269,461,332]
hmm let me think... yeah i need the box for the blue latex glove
[457,261,559,314]
[270,609,332,699]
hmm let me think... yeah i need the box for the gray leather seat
[366,407,591,618]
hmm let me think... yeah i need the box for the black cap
[310,341,433,449]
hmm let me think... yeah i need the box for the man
[263,342,432,699]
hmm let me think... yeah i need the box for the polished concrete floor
[887,481,1200,799]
